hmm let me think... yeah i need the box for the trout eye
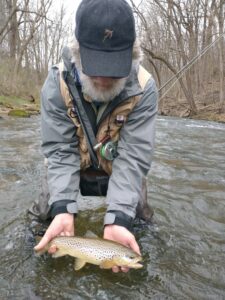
[129,255,135,259]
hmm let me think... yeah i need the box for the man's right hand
[34,213,75,254]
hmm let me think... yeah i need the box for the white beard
[77,67,127,103]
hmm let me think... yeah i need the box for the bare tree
[130,0,225,116]
[0,0,73,97]
[215,0,225,112]
[13,0,53,75]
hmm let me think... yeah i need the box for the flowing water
[0,115,225,300]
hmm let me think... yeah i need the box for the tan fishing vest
[58,63,151,175]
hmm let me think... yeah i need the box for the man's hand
[104,224,141,273]
[34,213,75,254]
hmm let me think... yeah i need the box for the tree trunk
[218,0,225,113]
[7,0,18,60]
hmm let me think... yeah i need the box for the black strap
[62,71,99,169]
[76,85,97,135]
[106,210,134,231]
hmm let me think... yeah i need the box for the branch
[18,10,53,22]
[142,46,178,75]
[0,6,19,37]
[129,0,148,30]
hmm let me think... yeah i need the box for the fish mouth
[131,262,143,269]
[127,256,143,269]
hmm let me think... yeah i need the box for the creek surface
[0,115,225,300]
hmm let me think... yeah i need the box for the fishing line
[158,32,225,102]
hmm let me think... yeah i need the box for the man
[31,0,158,273]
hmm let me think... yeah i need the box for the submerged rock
[8,109,31,118]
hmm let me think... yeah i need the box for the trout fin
[84,230,98,238]
[74,258,86,271]
[34,248,48,256]
[100,259,116,269]
[52,249,67,258]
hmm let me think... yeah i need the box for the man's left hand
[103,224,141,273]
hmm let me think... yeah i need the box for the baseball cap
[75,0,136,78]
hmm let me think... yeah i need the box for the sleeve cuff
[50,200,78,218]
[104,210,134,231]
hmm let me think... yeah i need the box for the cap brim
[79,45,133,78]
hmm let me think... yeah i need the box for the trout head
[115,253,143,269]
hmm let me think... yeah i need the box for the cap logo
[103,29,113,42]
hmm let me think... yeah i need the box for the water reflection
[0,115,225,299]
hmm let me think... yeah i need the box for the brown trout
[35,236,143,271]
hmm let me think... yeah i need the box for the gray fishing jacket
[40,46,158,226]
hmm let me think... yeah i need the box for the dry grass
[159,81,225,123]
[0,95,40,115]
[0,56,43,102]
[192,111,225,123]
[0,56,43,115]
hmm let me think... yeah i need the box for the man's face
[89,76,122,91]
[72,41,128,102]
[80,72,127,102]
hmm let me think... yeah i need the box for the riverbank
[161,108,225,123]
[159,96,225,124]
[191,110,225,123]
[0,94,225,123]
[0,95,40,117]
